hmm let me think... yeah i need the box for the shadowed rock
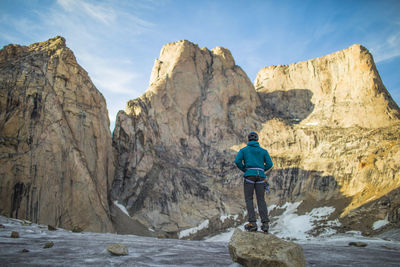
[0,36,114,233]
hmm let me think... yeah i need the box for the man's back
[234,140,273,178]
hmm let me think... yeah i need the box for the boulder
[228,229,306,267]
[107,243,128,256]
[48,225,57,231]
[10,231,19,238]
[72,226,83,233]
[43,241,54,248]
[349,242,367,247]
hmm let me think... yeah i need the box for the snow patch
[220,214,239,223]
[220,215,229,223]
[113,201,130,217]
[206,202,338,242]
[373,215,389,230]
[271,202,337,239]
[179,220,209,239]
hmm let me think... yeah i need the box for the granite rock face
[112,41,400,237]
[255,44,400,128]
[0,37,114,232]
[112,40,257,236]
[255,45,400,219]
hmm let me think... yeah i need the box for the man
[234,131,273,233]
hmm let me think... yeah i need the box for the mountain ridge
[0,37,399,239]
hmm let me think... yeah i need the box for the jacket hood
[247,141,260,147]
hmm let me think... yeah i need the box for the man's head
[248,131,259,141]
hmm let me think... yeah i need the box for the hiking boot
[244,223,257,232]
[261,223,269,233]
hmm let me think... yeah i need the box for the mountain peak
[28,36,67,52]
[255,44,400,128]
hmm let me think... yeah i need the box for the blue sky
[1,0,399,130]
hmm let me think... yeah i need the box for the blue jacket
[234,141,273,178]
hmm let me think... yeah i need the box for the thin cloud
[57,0,116,25]
[76,52,144,95]
[372,32,400,63]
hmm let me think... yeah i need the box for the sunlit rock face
[0,37,114,232]
[255,44,400,128]
[112,40,258,236]
[255,44,400,222]
[113,41,400,237]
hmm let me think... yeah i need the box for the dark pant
[244,176,269,224]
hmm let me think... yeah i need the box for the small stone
[10,231,19,238]
[21,249,29,253]
[107,243,128,256]
[44,241,54,248]
[349,241,368,247]
[157,234,166,239]
[48,225,57,231]
[22,220,32,226]
[72,226,83,233]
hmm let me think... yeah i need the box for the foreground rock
[107,243,128,256]
[228,229,306,267]
[0,36,114,232]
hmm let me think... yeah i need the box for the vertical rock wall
[0,37,114,232]
[112,40,263,235]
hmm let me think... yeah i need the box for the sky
[1,0,400,130]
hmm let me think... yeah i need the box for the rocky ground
[1,216,399,266]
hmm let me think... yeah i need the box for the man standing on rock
[234,132,273,233]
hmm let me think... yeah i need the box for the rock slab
[229,229,306,267]
[107,243,128,256]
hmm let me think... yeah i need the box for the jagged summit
[255,44,400,128]
[0,36,67,62]
[147,40,236,92]
[28,35,67,52]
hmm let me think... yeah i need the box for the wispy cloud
[0,0,157,126]
[78,52,143,95]
[371,32,400,63]
[57,0,116,25]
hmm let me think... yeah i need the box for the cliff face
[0,37,114,232]
[112,40,259,235]
[255,44,400,128]
[2,37,398,237]
[255,45,400,218]
[112,41,400,237]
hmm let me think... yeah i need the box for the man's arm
[264,151,273,171]
[234,150,246,172]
